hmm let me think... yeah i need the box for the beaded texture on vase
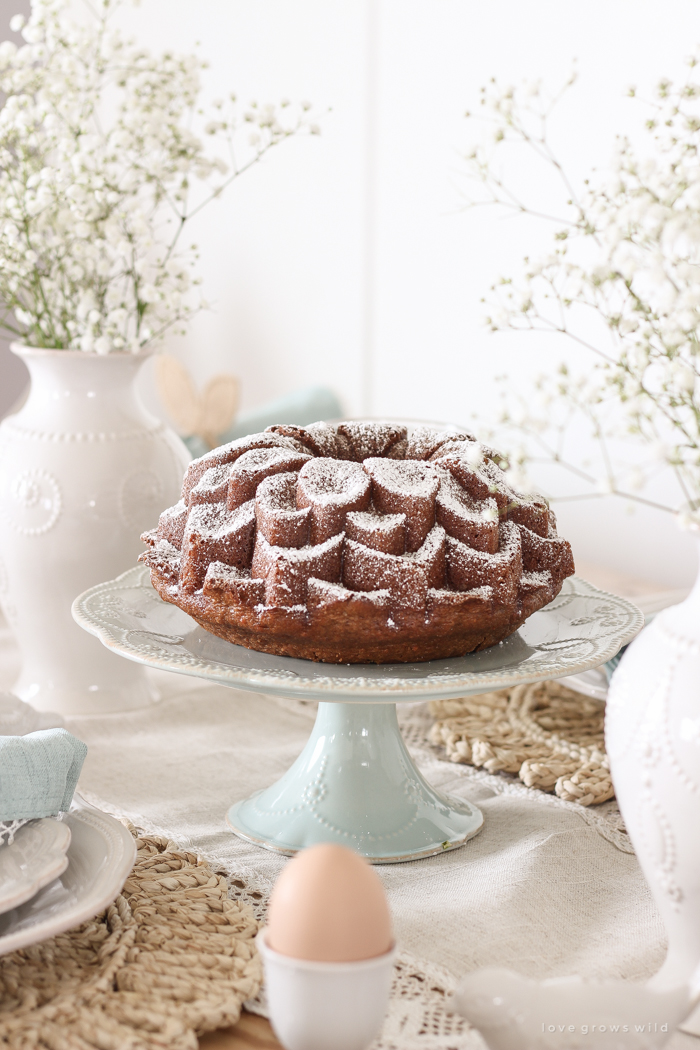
[140,422,576,663]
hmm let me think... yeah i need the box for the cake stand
[73,567,643,863]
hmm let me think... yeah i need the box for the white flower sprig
[0,0,317,353]
[464,59,700,522]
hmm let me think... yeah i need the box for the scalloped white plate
[73,566,644,702]
[0,819,71,916]
[0,805,136,956]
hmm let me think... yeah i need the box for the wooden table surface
[200,1011,280,1049]
[196,563,694,1050]
[199,1005,700,1048]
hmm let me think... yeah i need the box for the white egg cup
[256,928,396,1050]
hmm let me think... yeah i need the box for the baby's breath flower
[464,60,700,513]
[0,0,316,351]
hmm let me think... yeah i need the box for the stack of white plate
[0,804,136,955]
[0,691,137,954]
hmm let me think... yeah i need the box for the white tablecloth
[0,621,671,1049]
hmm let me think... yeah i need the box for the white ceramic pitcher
[606,532,700,990]
[0,345,190,715]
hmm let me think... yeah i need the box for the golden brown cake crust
[141,422,575,664]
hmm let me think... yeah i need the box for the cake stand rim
[72,566,644,703]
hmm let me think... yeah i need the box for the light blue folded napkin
[0,729,87,821]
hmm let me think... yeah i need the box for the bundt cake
[140,421,575,663]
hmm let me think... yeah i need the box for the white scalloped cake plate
[0,806,136,956]
[73,566,644,702]
[0,819,72,916]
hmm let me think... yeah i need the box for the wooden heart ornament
[155,355,239,450]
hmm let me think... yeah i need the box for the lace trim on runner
[374,950,483,1050]
[0,819,30,845]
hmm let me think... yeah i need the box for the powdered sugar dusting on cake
[228,447,312,510]
[139,538,181,581]
[179,500,256,592]
[297,459,371,544]
[256,473,311,549]
[189,464,232,506]
[298,458,369,499]
[364,458,440,552]
[144,422,575,658]
[404,426,475,461]
[256,472,297,511]
[252,531,344,605]
[348,510,405,533]
[337,422,407,461]
[181,431,301,501]
[345,510,406,556]
[363,458,439,497]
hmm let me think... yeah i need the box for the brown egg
[266,844,393,962]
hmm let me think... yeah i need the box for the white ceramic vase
[605,533,700,990]
[0,345,190,715]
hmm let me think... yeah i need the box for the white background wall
[7,0,700,587]
[116,0,371,416]
[365,0,700,587]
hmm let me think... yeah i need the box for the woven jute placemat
[429,680,613,806]
[0,829,262,1049]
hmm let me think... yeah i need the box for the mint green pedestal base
[227,701,484,864]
